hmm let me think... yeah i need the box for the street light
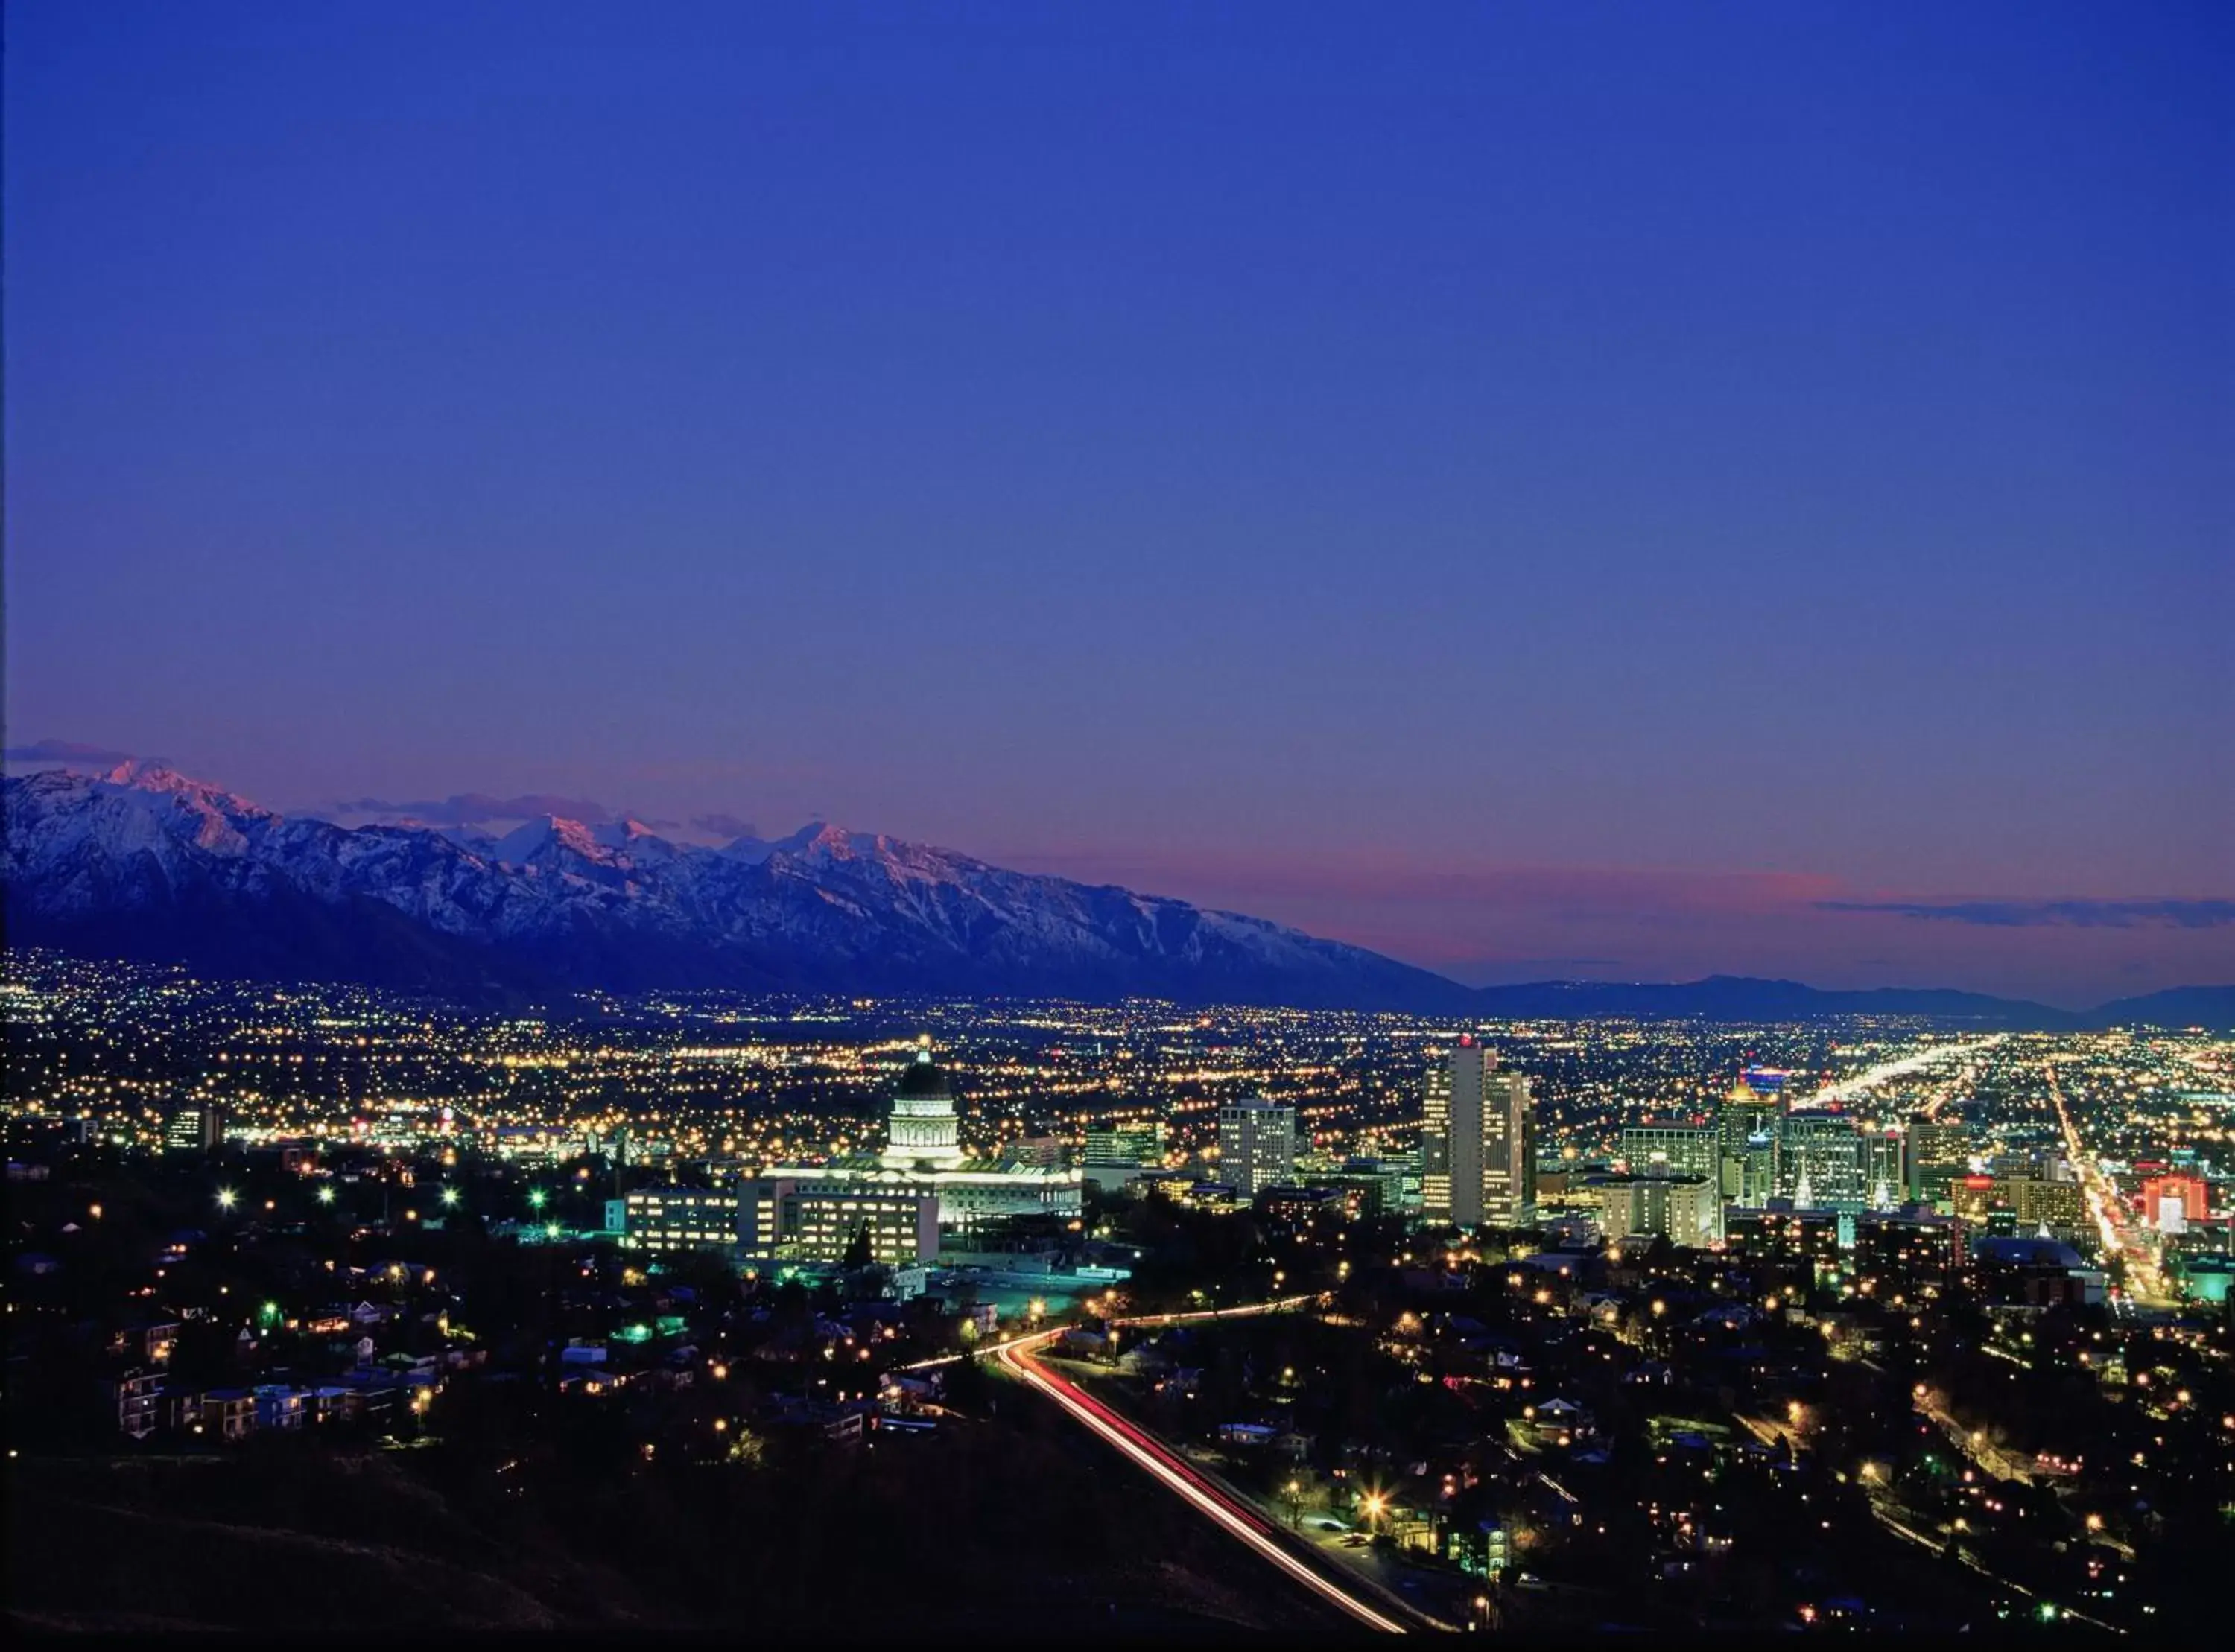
[528,1189,547,1211]
[440,1186,460,1208]
[215,1187,237,1211]
[316,1186,336,1206]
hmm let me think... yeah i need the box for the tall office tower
[163,1102,222,1155]
[1421,1058,1457,1223]
[1486,1063,1537,1227]
[1860,1127,1909,1211]
[1717,1072,1783,1198]
[1906,1113,1970,1205]
[1421,1058,1457,1222]
[1737,1131,1778,1206]
[1777,1111,1868,1210]
[1217,1099,1296,1199]
[1421,1040,1536,1228]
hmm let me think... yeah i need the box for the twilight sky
[6,1,2230,1006]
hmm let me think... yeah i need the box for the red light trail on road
[998,1326,1411,1635]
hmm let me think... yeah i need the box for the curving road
[997,1320,1414,1635]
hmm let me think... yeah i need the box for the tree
[841,1221,876,1271]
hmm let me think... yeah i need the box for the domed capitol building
[880,1051,969,1171]
[726,1048,1083,1265]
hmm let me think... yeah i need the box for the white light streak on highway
[2046,1064,2169,1308]
[998,1314,1410,1635]
[1806,1035,2006,1108]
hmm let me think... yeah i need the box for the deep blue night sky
[6,2,2229,1003]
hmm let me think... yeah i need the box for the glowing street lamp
[440,1186,460,1208]
[528,1189,548,1212]
[215,1187,238,1212]
[316,1186,336,1206]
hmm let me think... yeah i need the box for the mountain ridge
[1,763,1474,1011]
[4,763,2227,1026]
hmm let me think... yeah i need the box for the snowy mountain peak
[3,763,1472,1011]
[492,815,611,864]
[721,821,832,865]
[491,817,554,862]
[787,822,872,860]
[101,760,268,817]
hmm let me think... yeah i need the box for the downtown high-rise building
[1620,1122,1719,1182]
[1082,1119,1167,1190]
[1734,1128,1778,1206]
[1906,1113,1970,1205]
[1421,1040,1535,1228]
[1860,1127,1909,1212]
[1717,1072,1783,1199]
[1776,1110,1868,1210]
[1085,1120,1165,1169]
[1217,1099,1296,1199]
[163,1102,223,1155]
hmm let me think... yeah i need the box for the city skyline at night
[4,7,2230,1637]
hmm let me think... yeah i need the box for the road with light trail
[1804,1035,2006,1111]
[995,1305,1418,1635]
[2045,1064,2170,1309]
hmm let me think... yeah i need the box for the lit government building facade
[624,1049,1084,1268]
[881,1052,972,1171]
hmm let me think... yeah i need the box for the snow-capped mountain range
[1,762,1474,1008]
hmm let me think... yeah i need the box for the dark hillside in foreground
[3,1422,1347,1636]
